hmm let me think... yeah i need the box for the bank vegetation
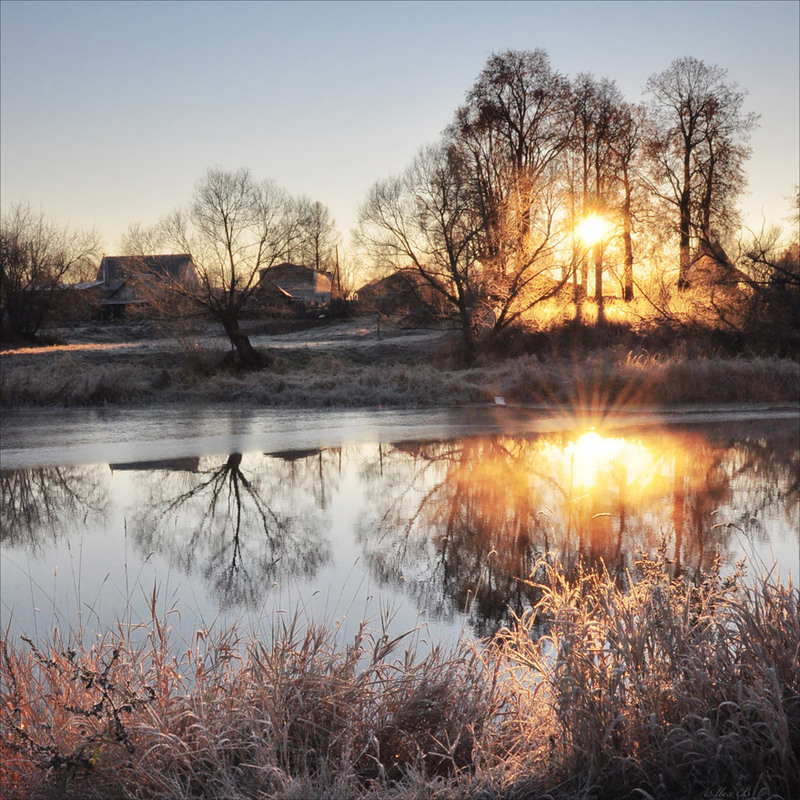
[1,309,798,410]
[2,553,798,800]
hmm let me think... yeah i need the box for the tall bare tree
[0,203,100,341]
[125,167,301,368]
[359,144,487,357]
[293,198,341,276]
[450,49,572,273]
[568,74,627,319]
[644,57,758,287]
[360,51,573,358]
[610,101,645,302]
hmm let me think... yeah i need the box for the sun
[576,214,610,246]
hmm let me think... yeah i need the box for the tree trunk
[221,315,268,369]
[459,304,479,365]
[698,139,716,252]
[622,166,634,302]
[593,243,605,326]
[679,146,692,289]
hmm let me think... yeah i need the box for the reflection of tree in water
[132,451,334,608]
[676,418,800,575]
[357,424,799,637]
[0,465,107,550]
[357,438,555,636]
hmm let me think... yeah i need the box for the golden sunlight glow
[576,214,611,247]
[563,430,659,492]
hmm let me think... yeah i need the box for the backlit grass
[2,554,798,799]
[1,345,798,409]
[2,315,798,408]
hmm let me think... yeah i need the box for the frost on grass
[2,556,798,800]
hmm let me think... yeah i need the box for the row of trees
[2,51,796,364]
[358,50,764,356]
[0,174,343,362]
[0,205,101,340]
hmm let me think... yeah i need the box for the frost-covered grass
[2,555,798,799]
[2,346,798,409]
[1,318,798,408]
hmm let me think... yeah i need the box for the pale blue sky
[1,0,798,252]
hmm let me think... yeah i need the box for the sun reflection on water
[562,430,661,494]
[2,416,797,644]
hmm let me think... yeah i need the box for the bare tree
[359,144,486,356]
[734,219,800,351]
[125,167,301,368]
[448,50,574,335]
[131,452,332,607]
[644,57,758,287]
[293,198,341,276]
[450,49,572,274]
[360,51,572,358]
[0,465,106,549]
[610,101,645,302]
[567,74,629,320]
[0,203,100,340]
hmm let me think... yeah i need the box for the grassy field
[2,554,798,799]
[1,316,799,409]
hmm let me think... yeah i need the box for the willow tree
[644,57,758,287]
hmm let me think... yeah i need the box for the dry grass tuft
[3,555,798,799]
[496,551,800,799]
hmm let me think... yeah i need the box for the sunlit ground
[0,342,142,356]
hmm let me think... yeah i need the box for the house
[680,240,755,326]
[683,240,751,292]
[256,263,332,313]
[96,254,199,317]
[356,268,443,322]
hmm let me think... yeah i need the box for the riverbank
[2,319,798,408]
[2,556,797,800]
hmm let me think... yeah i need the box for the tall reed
[2,554,798,799]
[495,551,800,798]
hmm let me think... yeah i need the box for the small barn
[257,263,332,312]
[96,254,199,317]
[356,268,443,323]
[682,240,754,326]
[683,241,751,292]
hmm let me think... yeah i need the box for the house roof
[258,263,332,303]
[357,268,427,298]
[97,254,197,284]
[685,242,750,288]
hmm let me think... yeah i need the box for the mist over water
[1,407,798,647]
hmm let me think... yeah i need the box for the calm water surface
[1,406,798,647]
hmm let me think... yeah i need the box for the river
[1,404,798,648]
